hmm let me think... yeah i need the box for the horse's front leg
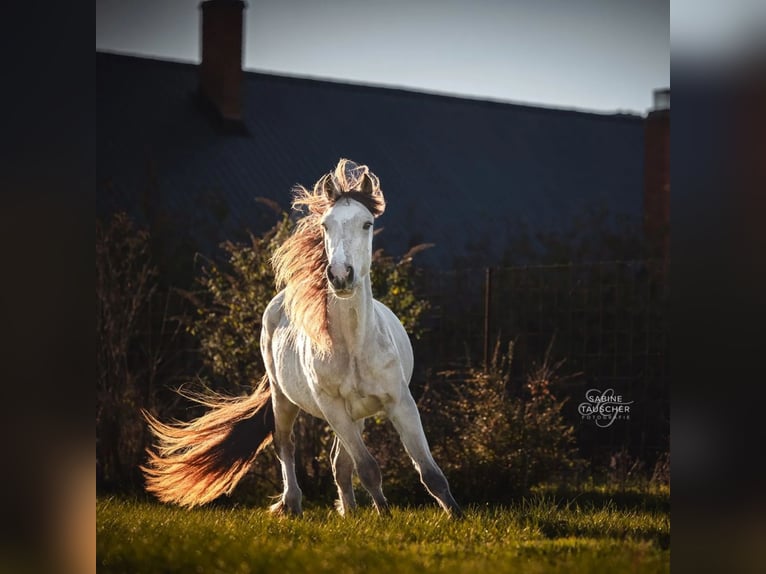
[318,398,389,516]
[387,391,463,518]
[269,384,302,516]
[330,431,358,516]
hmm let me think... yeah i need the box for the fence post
[483,266,493,372]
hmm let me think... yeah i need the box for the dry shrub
[394,340,586,503]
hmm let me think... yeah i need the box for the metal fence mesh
[413,260,669,467]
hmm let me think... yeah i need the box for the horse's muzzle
[326,264,355,294]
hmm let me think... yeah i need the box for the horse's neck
[326,276,375,355]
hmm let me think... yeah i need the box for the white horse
[142,159,461,518]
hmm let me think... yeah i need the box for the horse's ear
[359,172,385,216]
[360,172,385,202]
[319,172,340,200]
[359,172,374,195]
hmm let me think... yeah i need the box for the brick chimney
[199,0,246,125]
[643,88,670,269]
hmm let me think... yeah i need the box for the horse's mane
[272,158,386,355]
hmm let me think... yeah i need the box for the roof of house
[97,51,645,267]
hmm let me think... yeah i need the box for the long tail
[140,377,274,507]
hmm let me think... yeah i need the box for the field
[97,487,669,573]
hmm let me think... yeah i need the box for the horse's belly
[279,376,324,419]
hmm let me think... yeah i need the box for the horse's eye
[363,222,373,230]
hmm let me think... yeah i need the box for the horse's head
[319,172,379,298]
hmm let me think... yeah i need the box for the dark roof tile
[97,51,644,266]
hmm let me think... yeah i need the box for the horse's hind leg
[269,384,302,516]
[388,392,462,518]
[330,427,360,516]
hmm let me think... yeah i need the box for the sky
[96,0,670,115]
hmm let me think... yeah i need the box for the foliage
[650,451,670,487]
[414,257,669,478]
[418,340,585,501]
[97,212,182,488]
[98,496,670,574]
[181,213,292,392]
[96,209,664,504]
[370,243,432,339]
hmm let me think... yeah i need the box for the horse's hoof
[268,499,302,517]
[334,499,357,517]
[375,504,392,518]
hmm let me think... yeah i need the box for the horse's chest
[314,348,400,419]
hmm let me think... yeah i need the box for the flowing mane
[272,158,385,354]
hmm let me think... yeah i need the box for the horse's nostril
[326,263,353,290]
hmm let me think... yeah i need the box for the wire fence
[413,260,669,468]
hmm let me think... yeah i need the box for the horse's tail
[140,376,274,507]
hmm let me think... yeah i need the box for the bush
[370,244,432,339]
[413,340,585,502]
[97,213,183,489]
[98,210,587,503]
[180,213,292,393]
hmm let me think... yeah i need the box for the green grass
[97,492,669,573]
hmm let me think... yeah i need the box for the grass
[97,488,669,573]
